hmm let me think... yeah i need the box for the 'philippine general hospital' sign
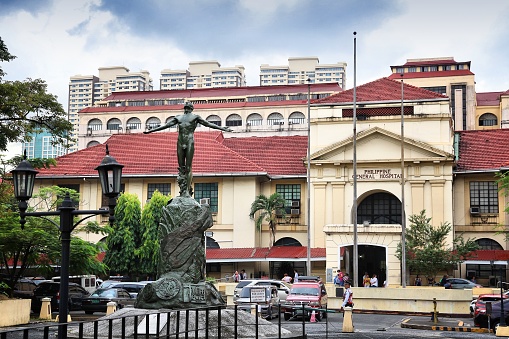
[353,169,401,180]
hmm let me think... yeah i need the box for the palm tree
[249,193,286,248]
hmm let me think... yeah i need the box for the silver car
[234,285,280,319]
[234,279,290,302]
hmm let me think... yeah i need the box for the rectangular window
[276,184,301,214]
[194,183,218,213]
[147,183,171,200]
[470,181,498,213]
[58,184,80,208]
[101,183,125,208]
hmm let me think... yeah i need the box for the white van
[52,275,99,293]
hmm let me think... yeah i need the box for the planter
[0,299,31,327]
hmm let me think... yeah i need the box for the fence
[0,304,325,339]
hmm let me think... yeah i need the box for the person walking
[294,269,299,283]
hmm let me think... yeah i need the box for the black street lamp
[11,145,123,339]
[501,267,506,327]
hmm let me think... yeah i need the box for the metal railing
[0,304,333,339]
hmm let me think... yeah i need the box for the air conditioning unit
[200,198,210,205]
[291,201,300,208]
[470,206,480,215]
[290,209,300,215]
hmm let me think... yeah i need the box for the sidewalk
[401,316,491,333]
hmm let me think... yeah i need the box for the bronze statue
[144,102,232,197]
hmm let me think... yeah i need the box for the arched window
[226,114,242,127]
[479,113,498,126]
[247,113,263,126]
[165,116,177,128]
[87,119,102,131]
[146,117,161,130]
[107,118,122,131]
[206,115,222,126]
[274,237,302,247]
[475,238,503,250]
[288,111,305,125]
[357,192,402,224]
[267,112,284,125]
[86,141,100,148]
[205,237,220,249]
[126,117,141,130]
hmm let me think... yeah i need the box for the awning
[464,250,509,265]
[206,246,326,263]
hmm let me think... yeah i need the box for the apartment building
[22,128,66,159]
[260,57,347,89]
[388,57,475,131]
[68,66,153,152]
[160,61,246,90]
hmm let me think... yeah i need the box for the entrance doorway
[340,245,387,287]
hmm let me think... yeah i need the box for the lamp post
[11,145,123,339]
[306,78,311,276]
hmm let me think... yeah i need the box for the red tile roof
[103,83,342,101]
[206,246,326,262]
[455,129,509,172]
[391,58,467,67]
[314,77,447,104]
[387,69,474,80]
[476,92,503,106]
[36,132,307,178]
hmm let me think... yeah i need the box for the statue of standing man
[144,102,232,197]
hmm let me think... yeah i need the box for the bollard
[432,298,438,323]
[39,297,52,320]
[106,301,117,315]
[55,314,72,322]
[250,304,257,316]
[342,307,354,332]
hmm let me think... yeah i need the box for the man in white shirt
[341,281,353,309]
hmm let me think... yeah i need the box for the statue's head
[184,102,194,111]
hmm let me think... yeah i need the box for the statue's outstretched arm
[144,118,178,134]
[197,116,233,132]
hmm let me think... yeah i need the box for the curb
[401,318,492,333]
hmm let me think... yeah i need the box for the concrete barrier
[0,299,31,327]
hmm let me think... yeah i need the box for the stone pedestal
[342,307,354,332]
[135,196,225,309]
[39,297,52,320]
[107,302,117,315]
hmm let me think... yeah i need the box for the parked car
[108,281,148,298]
[13,279,38,299]
[233,279,290,302]
[81,288,135,314]
[281,280,328,321]
[234,285,280,319]
[473,294,509,317]
[445,278,482,289]
[31,281,90,313]
[474,298,509,333]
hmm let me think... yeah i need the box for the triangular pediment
[310,127,454,164]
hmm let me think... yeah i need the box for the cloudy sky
[2,0,509,110]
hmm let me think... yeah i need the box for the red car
[473,294,508,318]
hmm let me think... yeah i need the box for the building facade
[260,57,347,89]
[77,83,341,150]
[22,129,66,159]
[388,57,475,132]
[68,66,153,152]
[160,61,246,90]
[475,91,509,130]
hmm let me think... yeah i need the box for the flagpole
[352,31,359,287]
[400,74,407,287]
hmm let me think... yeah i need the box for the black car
[474,298,509,332]
[81,288,135,314]
[31,281,90,313]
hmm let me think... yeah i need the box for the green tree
[0,185,107,295]
[396,210,478,280]
[0,36,73,152]
[104,193,142,277]
[136,190,171,279]
[249,193,286,248]
[495,171,509,240]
